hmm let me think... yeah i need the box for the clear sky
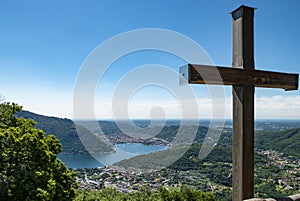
[0,0,299,120]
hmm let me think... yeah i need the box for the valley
[17,111,300,200]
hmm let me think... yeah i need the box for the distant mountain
[156,125,209,143]
[17,111,114,154]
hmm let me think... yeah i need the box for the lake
[58,143,168,169]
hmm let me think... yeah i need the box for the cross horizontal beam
[180,64,299,91]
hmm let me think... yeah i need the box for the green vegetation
[17,111,300,159]
[7,109,300,200]
[17,111,114,154]
[74,187,216,201]
[0,103,77,200]
[156,125,208,143]
[255,128,300,158]
[115,127,300,200]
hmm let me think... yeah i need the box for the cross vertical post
[231,6,255,201]
[179,5,298,201]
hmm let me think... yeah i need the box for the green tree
[0,102,77,200]
[74,187,216,201]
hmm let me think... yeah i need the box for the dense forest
[255,128,300,158]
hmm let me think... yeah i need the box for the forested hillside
[115,126,300,200]
[255,128,300,158]
[17,111,114,154]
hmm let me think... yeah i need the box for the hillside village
[75,148,300,199]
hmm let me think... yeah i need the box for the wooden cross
[179,5,299,201]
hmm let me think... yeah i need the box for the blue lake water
[58,143,168,169]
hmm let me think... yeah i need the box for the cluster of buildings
[106,132,169,146]
[257,150,300,191]
[75,149,299,196]
[75,166,225,193]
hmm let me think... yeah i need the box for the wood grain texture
[186,64,298,91]
[231,5,255,201]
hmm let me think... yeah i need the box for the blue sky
[0,0,299,119]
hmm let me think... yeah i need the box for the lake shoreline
[58,143,168,169]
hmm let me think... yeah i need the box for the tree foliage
[74,187,216,201]
[0,102,77,200]
[255,128,300,158]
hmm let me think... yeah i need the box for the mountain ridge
[17,110,115,154]
[16,110,300,159]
